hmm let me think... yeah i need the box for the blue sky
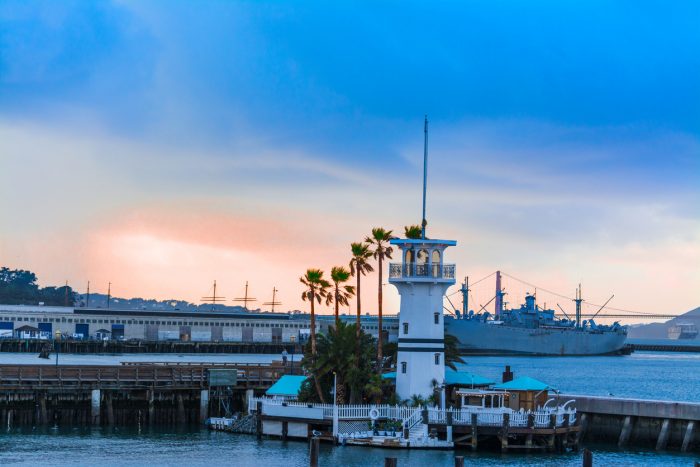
[1,1,698,317]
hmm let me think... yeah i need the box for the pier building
[0,304,398,344]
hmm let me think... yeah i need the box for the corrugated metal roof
[265,375,307,396]
[492,376,552,391]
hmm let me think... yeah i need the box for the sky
[1,1,699,321]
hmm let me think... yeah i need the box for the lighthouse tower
[389,117,456,400]
[389,238,456,399]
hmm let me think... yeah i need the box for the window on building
[403,323,409,335]
[401,362,407,374]
[434,353,440,365]
[434,312,440,324]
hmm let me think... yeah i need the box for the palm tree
[365,227,394,365]
[299,322,379,404]
[404,224,422,239]
[329,266,355,328]
[349,242,374,342]
[300,269,331,357]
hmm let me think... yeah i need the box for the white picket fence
[249,397,576,429]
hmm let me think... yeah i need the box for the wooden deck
[0,363,287,390]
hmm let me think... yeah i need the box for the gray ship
[446,272,627,355]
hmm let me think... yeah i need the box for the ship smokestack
[495,270,503,319]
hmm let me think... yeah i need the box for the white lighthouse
[388,116,456,400]
[389,238,456,400]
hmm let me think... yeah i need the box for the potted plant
[367,420,374,437]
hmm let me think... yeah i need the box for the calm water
[1,351,699,464]
[0,427,697,467]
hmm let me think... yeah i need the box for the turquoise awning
[492,376,553,391]
[265,375,307,397]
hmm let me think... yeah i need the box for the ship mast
[574,284,583,328]
[460,276,469,319]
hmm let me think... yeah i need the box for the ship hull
[446,318,627,356]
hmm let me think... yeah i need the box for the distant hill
[75,293,277,314]
[627,306,700,339]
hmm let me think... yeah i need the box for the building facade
[0,304,398,343]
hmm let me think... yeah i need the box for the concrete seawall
[555,394,699,452]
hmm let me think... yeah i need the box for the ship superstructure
[446,272,627,355]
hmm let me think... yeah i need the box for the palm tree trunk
[355,273,361,339]
[310,292,317,357]
[313,374,326,403]
[377,255,383,366]
[336,374,346,405]
[334,284,340,328]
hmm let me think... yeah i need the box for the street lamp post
[54,330,62,367]
[289,338,295,375]
[332,372,338,438]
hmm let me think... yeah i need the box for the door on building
[242,326,253,342]
[179,325,191,341]
[211,326,223,342]
[271,327,282,343]
[75,323,89,340]
[146,324,158,341]
[111,324,125,340]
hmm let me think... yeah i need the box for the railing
[403,408,423,432]
[0,364,208,388]
[389,263,455,280]
[250,398,577,429]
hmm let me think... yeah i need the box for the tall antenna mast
[460,276,469,319]
[234,281,257,311]
[201,280,226,312]
[421,115,429,239]
[263,287,282,313]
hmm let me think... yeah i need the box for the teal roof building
[492,376,554,392]
[265,375,307,399]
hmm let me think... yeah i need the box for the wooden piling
[384,458,397,467]
[582,448,592,467]
[256,401,263,439]
[454,456,465,467]
[309,437,319,467]
[106,392,115,426]
[177,393,186,425]
[470,412,478,450]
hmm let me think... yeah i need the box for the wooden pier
[0,363,286,428]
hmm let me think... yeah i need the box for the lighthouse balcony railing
[389,263,455,280]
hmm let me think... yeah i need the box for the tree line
[0,267,76,306]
